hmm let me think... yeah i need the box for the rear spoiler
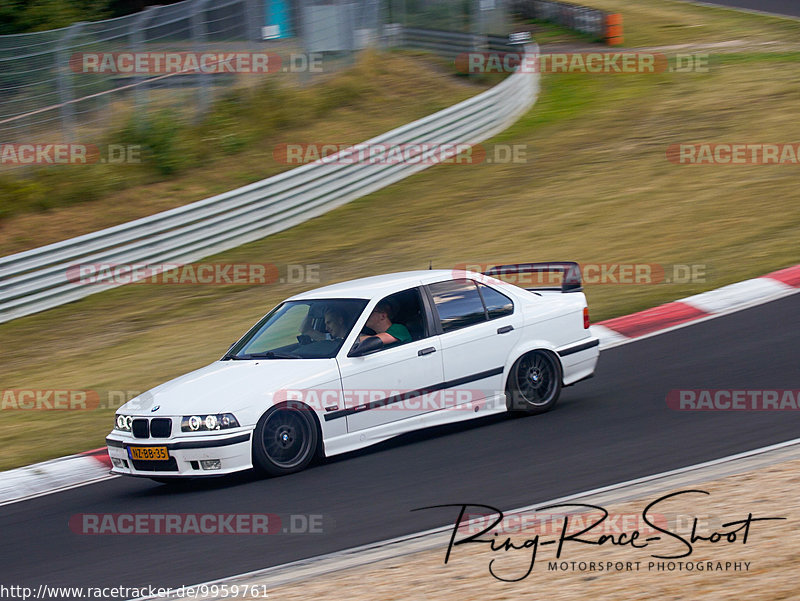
[483,262,583,293]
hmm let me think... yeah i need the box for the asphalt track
[1,293,798,597]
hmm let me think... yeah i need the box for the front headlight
[115,415,133,432]
[181,413,239,432]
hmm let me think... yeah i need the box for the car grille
[150,418,172,438]
[132,418,149,439]
[131,457,178,472]
[131,417,172,439]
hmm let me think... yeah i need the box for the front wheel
[253,406,318,476]
[506,351,562,414]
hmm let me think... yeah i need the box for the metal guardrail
[402,28,486,57]
[511,0,608,40]
[401,28,519,58]
[0,40,539,325]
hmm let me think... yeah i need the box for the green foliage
[0,177,47,219]
[0,0,110,34]
[311,73,370,116]
[119,109,194,176]
[0,51,446,221]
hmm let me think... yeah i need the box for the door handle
[418,347,437,356]
[497,325,514,334]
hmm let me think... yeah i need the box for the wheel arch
[503,340,565,390]
[254,400,325,460]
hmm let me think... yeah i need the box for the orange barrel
[605,13,623,46]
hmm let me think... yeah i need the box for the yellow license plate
[129,446,169,461]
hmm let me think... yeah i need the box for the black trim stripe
[323,366,504,422]
[106,433,250,451]
[557,338,600,357]
[169,434,251,450]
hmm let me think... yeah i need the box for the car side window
[428,279,487,333]
[356,288,428,354]
[478,283,514,319]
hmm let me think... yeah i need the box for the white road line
[0,474,118,508]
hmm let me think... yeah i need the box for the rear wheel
[253,406,318,476]
[506,351,562,414]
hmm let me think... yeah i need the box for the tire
[506,351,562,415]
[252,406,318,476]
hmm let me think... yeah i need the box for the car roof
[288,270,478,300]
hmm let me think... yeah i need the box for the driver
[303,307,349,341]
[358,301,411,346]
[323,307,349,339]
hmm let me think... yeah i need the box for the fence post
[338,0,356,65]
[191,0,212,117]
[243,0,261,42]
[55,22,85,142]
[130,6,159,124]
[472,0,488,53]
[474,0,482,36]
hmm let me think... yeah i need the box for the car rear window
[428,279,487,333]
[478,283,514,319]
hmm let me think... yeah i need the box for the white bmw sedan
[106,266,599,481]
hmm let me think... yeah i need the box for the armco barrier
[402,28,487,57]
[0,42,539,324]
[400,29,519,58]
[512,0,611,41]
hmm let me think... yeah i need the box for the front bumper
[106,429,253,478]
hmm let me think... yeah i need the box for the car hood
[119,359,340,420]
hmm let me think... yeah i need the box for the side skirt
[322,393,508,457]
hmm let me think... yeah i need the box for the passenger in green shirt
[359,300,412,347]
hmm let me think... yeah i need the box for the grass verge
[0,50,489,255]
[578,0,800,47]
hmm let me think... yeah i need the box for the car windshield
[225,299,368,360]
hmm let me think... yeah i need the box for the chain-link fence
[0,0,510,147]
[0,0,261,145]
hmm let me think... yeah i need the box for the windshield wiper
[245,351,301,359]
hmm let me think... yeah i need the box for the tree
[0,0,110,34]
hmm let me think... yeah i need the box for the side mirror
[349,336,383,357]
